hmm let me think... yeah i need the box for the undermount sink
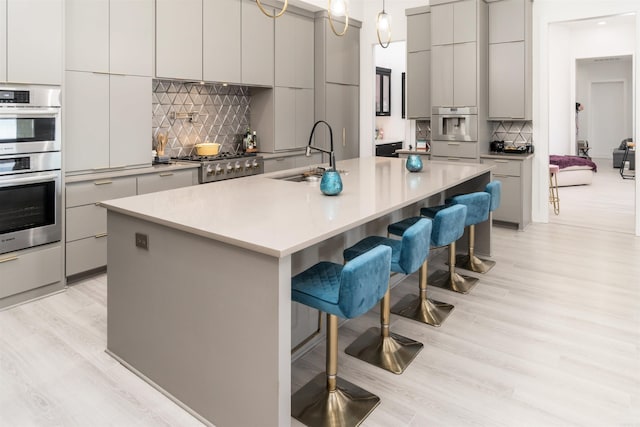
[271,168,348,183]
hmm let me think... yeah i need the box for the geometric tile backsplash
[490,120,533,145]
[152,79,251,157]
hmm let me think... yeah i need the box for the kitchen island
[101,157,493,426]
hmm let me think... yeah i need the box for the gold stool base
[391,294,454,327]
[428,269,479,294]
[345,327,423,375]
[455,254,496,274]
[291,373,380,427]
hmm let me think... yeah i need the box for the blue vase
[320,170,343,196]
[406,154,423,172]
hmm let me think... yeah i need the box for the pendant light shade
[376,0,391,48]
[256,0,288,18]
[328,0,349,36]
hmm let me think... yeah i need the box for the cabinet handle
[159,172,174,177]
[0,255,18,264]
[94,180,113,185]
[342,128,346,147]
[447,158,460,161]
[494,160,509,163]
[275,158,285,162]
[494,174,509,178]
[94,233,108,238]
[447,142,460,146]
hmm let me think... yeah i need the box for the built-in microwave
[432,107,478,142]
[0,85,61,155]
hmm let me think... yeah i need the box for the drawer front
[66,204,107,242]
[137,170,194,195]
[431,141,478,159]
[66,176,137,207]
[431,155,478,163]
[263,156,296,173]
[481,158,521,177]
[0,245,62,299]
[66,236,107,277]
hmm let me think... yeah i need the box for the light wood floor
[2,223,640,425]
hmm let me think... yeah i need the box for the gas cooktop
[172,152,258,162]
[172,152,264,184]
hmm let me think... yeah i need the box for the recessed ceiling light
[598,21,606,25]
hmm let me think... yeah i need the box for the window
[375,67,391,116]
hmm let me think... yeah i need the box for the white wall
[548,24,572,156]
[576,57,633,158]
[374,41,408,148]
[533,0,640,236]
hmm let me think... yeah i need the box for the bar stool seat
[342,219,431,374]
[291,245,392,427]
[387,205,466,325]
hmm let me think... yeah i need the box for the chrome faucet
[306,120,336,170]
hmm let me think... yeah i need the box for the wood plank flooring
[2,221,639,425]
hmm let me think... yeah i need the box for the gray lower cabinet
[480,155,532,230]
[431,140,479,161]
[65,169,196,278]
[263,152,322,173]
[0,244,62,300]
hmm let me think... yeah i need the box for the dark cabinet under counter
[375,141,403,157]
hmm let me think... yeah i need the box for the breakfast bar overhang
[101,157,494,426]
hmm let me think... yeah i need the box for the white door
[590,81,627,158]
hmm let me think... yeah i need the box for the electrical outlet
[135,233,148,250]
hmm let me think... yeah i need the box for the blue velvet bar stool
[341,219,431,375]
[387,205,465,326]
[456,180,502,273]
[291,245,392,427]
[422,193,487,294]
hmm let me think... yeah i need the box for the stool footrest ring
[344,327,423,375]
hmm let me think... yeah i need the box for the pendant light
[328,0,349,36]
[256,0,288,18]
[376,0,391,48]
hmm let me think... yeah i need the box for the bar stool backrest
[451,192,491,227]
[431,205,467,247]
[485,180,502,212]
[398,218,432,275]
[339,245,392,318]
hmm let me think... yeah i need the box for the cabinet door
[407,12,430,53]
[65,71,110,172]
[489,0,524,43]
[325,21,359,86]
[65,0,109,73]
[453,0,476,43]
[7,0,62,84]
[276,13,314,89]
[203,0,241,84]
[0,0,6,82]
[295,88,314,149]
[430,3,453,46]
[295,15,314,89]
[491,174,519,223]
[326,83,358,161]
[407,50,431,119]
[0,245,61,299]
[431,45,453,107]
[242,0,274,86]
[110,0,153,76]
[489,41,524,119]
[274,87,296,151]
[156,0,202,81]
[110,75,152,168]
[453,42,476,107]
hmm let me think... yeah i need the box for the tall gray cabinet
[314,12,361,162]
[406,6,431,119]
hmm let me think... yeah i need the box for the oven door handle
[0,173,58,188]
[0,107,60,117]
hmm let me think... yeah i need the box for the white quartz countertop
[101,157,493,258]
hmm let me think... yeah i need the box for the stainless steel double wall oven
[0,85,61,255]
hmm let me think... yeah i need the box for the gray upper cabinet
[431,44,453,107]
[0,0,6,82]
[406,7,431,119]
[156,0,202,81]
[203,0,241,84]
[431,3,453,46]
[241,0,274,86]
[453,0,477,43]
[324,18,359,86]
[5,0,62,84]
[488,0,531,119]
[489,0,524,43]
[275,12,314,89]
[65,0,109,73]
[454,42,476,107]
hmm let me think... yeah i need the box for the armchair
[613,138,635,169]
